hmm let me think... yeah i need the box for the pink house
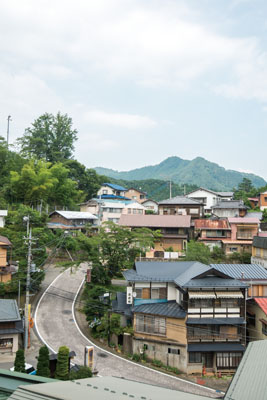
[222,217,259,255]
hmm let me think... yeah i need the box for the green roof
[8,376,212,400]
[225,340,267,400]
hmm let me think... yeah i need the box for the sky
[1,0,267,179]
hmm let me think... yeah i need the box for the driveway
[35,265,222,398]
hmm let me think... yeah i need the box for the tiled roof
[0,235,12,246]
[103,183,127,191]
[133,301,186,318]
[211,264,267,280]
[253,236,267,249]
[49,211,98,220]
[183,277,248,288]
[0,300,21,322]
[217,192,234,197]
[112,292,132,317]
[255,298,267,315]
[98,194,131,200]
[212,200,247,209]
[159,196,202,205]
[119,214,191,228]
[194,219,230,230]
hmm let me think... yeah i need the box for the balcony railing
[187,333,242,341]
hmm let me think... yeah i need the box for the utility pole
[169,180,172,199]
[7,115,12,147]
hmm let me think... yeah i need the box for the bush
[55,346,70,380]
[14,349,26,373]
[69,366,92,380]
[132,353,141,362]
[36,346,50,377]
[152,359,163,368]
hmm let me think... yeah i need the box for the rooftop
[119,214,191,228]
[159,196,202,205]
[183,277,248,289]
[228,217,260,224]
[134,300,186,319]
[103,183,127,191]
[211,264,267,280]
[253,235,267,249]
[0,235,12,246]
[98,194,131,200]
[0,300,21,322]
[194,219,230,230]
[186,187,233,197]
[212,200,247,210]
[254,298,267,315]
[49,211,98,220]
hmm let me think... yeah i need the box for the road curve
[35,265,221,398]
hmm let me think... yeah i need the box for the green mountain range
[95,156,266,191]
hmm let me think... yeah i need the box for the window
[136,315,166,335]
[189,352,202,363]
[127,208,131,214]
[220,298,239,308]
[0,338,13,348]
[216,352,242,368]
[168,348,180,355]
[237,228,253,239]
[103,190,107,194]
[206,230,226,238]
[229,247,238,253]
[189,299,213,308]
[262,321,267,335]
[135,288,142,298]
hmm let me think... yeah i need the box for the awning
[216,291,243,298]
[187,318,246,325]
[188,343,245,352]
[189,291,216,299]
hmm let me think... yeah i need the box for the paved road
[35,265,221,398]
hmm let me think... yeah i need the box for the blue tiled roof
[133,301,186,318]
[103,183,127,191]
[211,264,267,280]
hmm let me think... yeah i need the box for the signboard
[126,286,133,304]
[86,269,91,283]
[84,346,94,369]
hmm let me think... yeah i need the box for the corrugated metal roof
[119,214,191,228]
[194,219,230,230]
[133,301,186,318]
[188,343,245,352]
[212,200,247,209]
[211,264,267,280]
[246,211,262,219]
[174,263,211,287]
[0,320,24,334]
[228,217,259,224]
[0,300,21,322]
[49,211,98,220]
[103,183,127,191]
[184,277,248,288]
[159,196,202,205]
[253,236,267,249]
[254,298,267,315]
[225,340,267,400]
[0,235,11,246]
[187,317,245,325]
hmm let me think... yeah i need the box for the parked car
[10,363,36,375]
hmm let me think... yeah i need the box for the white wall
[188,189,219,212]
[167,283,176,300]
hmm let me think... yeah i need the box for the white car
[10,363,36,375]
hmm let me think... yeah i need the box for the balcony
[187,333,242,342]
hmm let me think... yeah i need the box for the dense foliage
[55,346,70,380]
[36,346,50,377]
[14,349,26,373]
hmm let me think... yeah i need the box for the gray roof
[159,196,202,205]
[211,263,267,280]
[253,236,267,249]
[123,261,211,286]
[188,343,245,352]
[112,292,132,317]
[49,210,97,220]
[133,301,186,318]
[246,211,262,219]
[183,277,248,288]
[211,200,247,210]
[187,317,245,325]
[0,300,21,322]
[225,340,267,400]
[217,192,234,197]
[0,320,24,334]
[8,376,211,400]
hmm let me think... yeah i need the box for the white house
[121,202,146,216]
[0,210,8,228]
[141,199,158,214]
[187,188,233,214]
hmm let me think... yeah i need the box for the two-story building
[141,199,159,214]
[211,200,248,218]
[125,188,147,203]
[48,211,98,231]
[158,196,204,219]
[97,183,130,201]
[259,191,267,211]
[223,217,259,255]
[0,300,24,354]
[0,235,12,283]
[124,261,247,375]
[251,235,267,269]
[121,202,146,216]
[119,214,192,254]
[194,219,231,250]
[187,188,233,215]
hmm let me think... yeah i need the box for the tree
[36,346,50,377]
[14,349,26,373]
[185,241,211,264]
[238,178,254,193]
[55,346,70,380]
[17,112,77,163]
[64,160,101,199]
[69,366,92,380]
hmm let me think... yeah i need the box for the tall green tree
[36,346,50,377]
[55,346,70,380]
[14,349,26,373]
[17,112,77,163]
[185,241,211,264]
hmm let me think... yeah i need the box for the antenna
[169,180,172,199]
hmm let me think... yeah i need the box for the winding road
[35,265,221,398]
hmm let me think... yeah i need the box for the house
[0,210,8,228]
[48,211,98,231]
[80,199,135,225]
[124,261,247,375]
[223,217,259,255]
[211,200,248,218]
[251,235,267,269]
[186,188,233,214]
[194,219,231,250]
[0,235,12,283]
[121,202,146,216]
[158,196,204,219]
[248,197,259,209]
[246,298,267,342]
[259,190,267,211]
[119,214,192,253]
[125,188,147,203]
[141,199,158,214]
[97,183,130,200]
[0,300,24,354]
[211,263,267,297]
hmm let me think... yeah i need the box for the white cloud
[84,110,157,129]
